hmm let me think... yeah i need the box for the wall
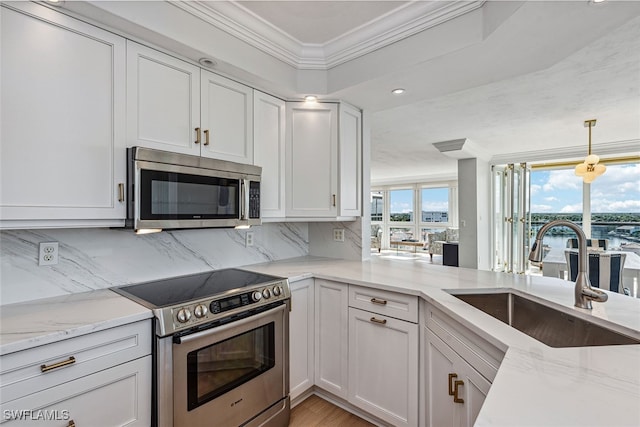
[457,158,491,270]
[0,223,308,306]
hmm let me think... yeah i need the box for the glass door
[492,163,531,274]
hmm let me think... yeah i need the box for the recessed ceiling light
[198,58,217,68]
[591,0,606,3]
[392,88,405,95]
[45,0,64,6]
[304,95,318,102]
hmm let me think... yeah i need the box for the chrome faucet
[528,219,607,309]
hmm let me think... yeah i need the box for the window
[371,191,383,222]
[421,187,449,223]
[370,182,457,252]
[389,189,413,222]
[526,162,639,269]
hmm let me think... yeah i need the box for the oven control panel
[164,281,290,334]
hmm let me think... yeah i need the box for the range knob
[272,286,282,296]
[262,288,272,299]
[194,304,208,318]
[251,291,262,302]
[176,308,192,323]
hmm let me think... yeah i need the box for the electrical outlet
[333,228,345,242]
[245,231,254,247]
[39,242,59,266]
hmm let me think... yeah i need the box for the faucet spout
[528,219,608,309]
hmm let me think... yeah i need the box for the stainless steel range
[113,268,291,427]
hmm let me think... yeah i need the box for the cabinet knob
[195,127,201,144]
[204,129,210,146]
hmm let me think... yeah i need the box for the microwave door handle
[241,179,249,220]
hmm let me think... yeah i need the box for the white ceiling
[65,1,640,184]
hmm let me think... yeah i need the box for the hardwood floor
[289,395,376,427]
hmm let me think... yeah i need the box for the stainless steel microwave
[126,147,261,233]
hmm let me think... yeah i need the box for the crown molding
[490,139,640,166]
[171,1,484,70]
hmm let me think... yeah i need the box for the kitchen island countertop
[243,256,640,427]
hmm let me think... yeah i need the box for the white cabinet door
[201,71,254,164]
[338,103,362,217]
[285,102,338,217]
[314,279,348,399]
[254,90,285,218]
[0,2,126,228]
[289,278,315,401]
[424,328,491,427]
[2,356,151,427]
[126,41,200,155]
[424,327,457,427]
[348,307,418,427]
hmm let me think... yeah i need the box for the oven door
[172,303,288,427]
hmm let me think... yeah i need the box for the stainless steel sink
[450,291,640,348]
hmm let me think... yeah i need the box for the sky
[388,187,449,214]
[530,164,640,213]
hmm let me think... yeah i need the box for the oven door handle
[174,303,286,345]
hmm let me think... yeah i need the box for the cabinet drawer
[0,321,151,402]
[349,285,418,323]
[1,355,151,426]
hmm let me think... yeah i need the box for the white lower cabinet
[422,302,504,427]
[348,307,419,427]
[314,279,349,399]
[0,321,152,426]
[289,278,315,401]
[1,356,151,427]
[424,329,490,427]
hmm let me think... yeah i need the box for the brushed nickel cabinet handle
[41,356,75,373]
[195,127,201,144]
[370,317,387,325]
[448,373,457,395]
[204,129,210,146]
[370,297,387,305]
[453,379,465,403]
[118,183,124,203]
[332,194,336,207]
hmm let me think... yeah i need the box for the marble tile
[308,218,363,261]
[0,223,309,305]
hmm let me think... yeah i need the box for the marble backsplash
[0,223,311,306]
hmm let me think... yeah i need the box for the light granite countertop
[243,256,640,427]
[0,289,152,355]
[1,255,639,426]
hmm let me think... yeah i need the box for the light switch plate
[333,228,345,242]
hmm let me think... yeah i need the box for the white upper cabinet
[338,103,362,217]
[285,101,362,219]
[201,71,254,164]
[285,102,339,218]
[126,41,200,156]
[253,91,286,218]
[0,2,126,229]
[127,42,253,164]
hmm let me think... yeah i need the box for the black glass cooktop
[114,268,283,308]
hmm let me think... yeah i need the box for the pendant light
[574,119,606,183]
